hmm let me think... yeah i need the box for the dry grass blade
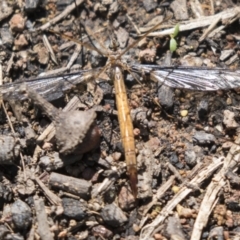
[140,158,224,239]
[191,137,240,240]
[145,7,240,37]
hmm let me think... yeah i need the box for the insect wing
[0,68,102,101]
[130,64,240,91]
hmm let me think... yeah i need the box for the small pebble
[92,225,113,238]
[223,110,238,129]
[14,34,28,49]
[226,97,232,105]
[11,199,32,230]
[62,198,87,220]
[180,110,188,117]
[172,185,180,193]
[9,13,25,32]
[101,203,127,227]
[118,186,135,210]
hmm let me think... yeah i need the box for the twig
[34,196,54,240]
[190,0,204,18]
[210,0,215,15]
[6,53,14,74]
[34,176,62,206]
[208,14,240,38]
[138,175,175,229]
[38,0,84,31]
[66,44,82,69]
[140,157,224,240]
[190,136,240,240]
[42,34,58,65]
[144,7,240,37]
[199,16,221,42]
[126,14,141,35]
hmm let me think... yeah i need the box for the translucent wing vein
[130,64,240,91]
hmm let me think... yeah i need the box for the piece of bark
[20,84,100,155]
[35,176,62,206]
[49,172,92,200]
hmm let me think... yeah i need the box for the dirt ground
[1,0,240,239]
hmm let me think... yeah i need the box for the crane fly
[2,22,240,199]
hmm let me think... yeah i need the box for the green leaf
[172,23,180,38]
[170,38,177,52]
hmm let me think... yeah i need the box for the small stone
[222,141,234,149]
[17,178,35,195]
[172,185,180,193]
[197,100,208,120]
[170,0,189,20]
[193,131,216,145]
[143,0,158,12]
[112,152,121,161]
[0,135,20,164]
[223,110,239,129]
[138,38,148,49]
[169,152,179,164]
[25,0,40,12]
[14,34,28,49]
[101,203,127,227]
[0,1,13,22]
[180,55,203,66]
[62,198,87,220]
[139,48,156,63]
[9,14,25,32]
[208,226,224,239]
[185,149,197,167]
[145,137,161,152]
[39,152,71,170]
[24,126,36,142]
[101,0,113,5]
[158,85,174,109]
[108,1,119,17]
[180,110,188,117]
[226,97,232,105]
[0,25,13,47]
[11,200,32,230]
[33,43,49,65]
[220,49,234,61]
[133,128,141,136]
[118,186,135,210]
[177,204,194,218]
[0,225,10,239]
[115,27,129,49]
[166,215,185,239]
[92,225,113,238]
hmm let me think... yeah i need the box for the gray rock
[143,0,158,12]
[11,200,32,230]
[62,198,87,220]
[193,131,216,145]
[101,203,127,227]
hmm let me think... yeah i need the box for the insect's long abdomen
[113,66,138,198]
